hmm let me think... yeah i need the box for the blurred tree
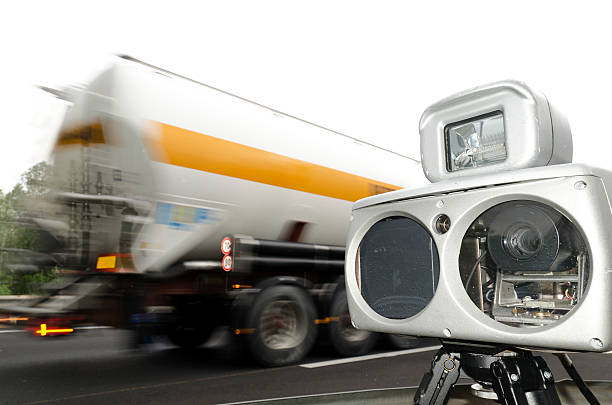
[0,162,58,295]
[19,161,50,195]
[0,189,11,295]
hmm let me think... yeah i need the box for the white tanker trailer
[5,56,426,366]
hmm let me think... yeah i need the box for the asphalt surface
[1,328,612,404]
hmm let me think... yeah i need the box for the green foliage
[9,268,59,295]
[0,162,57,295]
[19,161,50,196]
[0,285,11,295]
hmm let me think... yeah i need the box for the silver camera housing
[346,163,612,352]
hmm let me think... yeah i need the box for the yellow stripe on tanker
[144,121,400,202]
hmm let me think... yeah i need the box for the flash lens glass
[459,201,589,328]
[445,112,507,172]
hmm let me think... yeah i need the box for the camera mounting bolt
[434,214,451,234]
[443,358,456,371]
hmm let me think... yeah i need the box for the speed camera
[345,81,612,352]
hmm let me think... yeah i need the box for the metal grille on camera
[357,217,440,319]
[459,200,590,327]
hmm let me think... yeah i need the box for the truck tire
[245,285,317,367]
[328,288,378,356]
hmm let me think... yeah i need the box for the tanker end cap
[419,80,572,183]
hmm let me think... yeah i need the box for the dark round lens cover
[359,217,440,319]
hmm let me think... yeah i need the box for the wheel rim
[259,299,306,350]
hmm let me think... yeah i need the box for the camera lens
[487,203,559,271]
[459,200,590,328]
[503,223,542,260]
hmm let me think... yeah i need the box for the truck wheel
[245,285,317,367]
[329,288,378,356]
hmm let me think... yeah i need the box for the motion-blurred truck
[3,56,424,366]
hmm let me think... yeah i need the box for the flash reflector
[445,111,507,172]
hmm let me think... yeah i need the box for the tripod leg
[491,355,561,405]
[414,349,461,405]
[556,353,600,405]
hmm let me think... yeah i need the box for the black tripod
[414,341,600,405]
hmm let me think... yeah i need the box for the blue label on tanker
[155,202,215,230]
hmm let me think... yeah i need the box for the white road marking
[217,386,414,405]
[299,345,441,369]
[0,329,23,334]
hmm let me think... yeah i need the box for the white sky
[2,1,612,193]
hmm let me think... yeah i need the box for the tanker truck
[2,55,425,366]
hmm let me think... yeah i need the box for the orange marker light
[35,323,74,336]
[0,317,29,322]
[234,328,255,335]
[314,316,340,325]
[231,284,253,289]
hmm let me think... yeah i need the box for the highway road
[1,328,612,404]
